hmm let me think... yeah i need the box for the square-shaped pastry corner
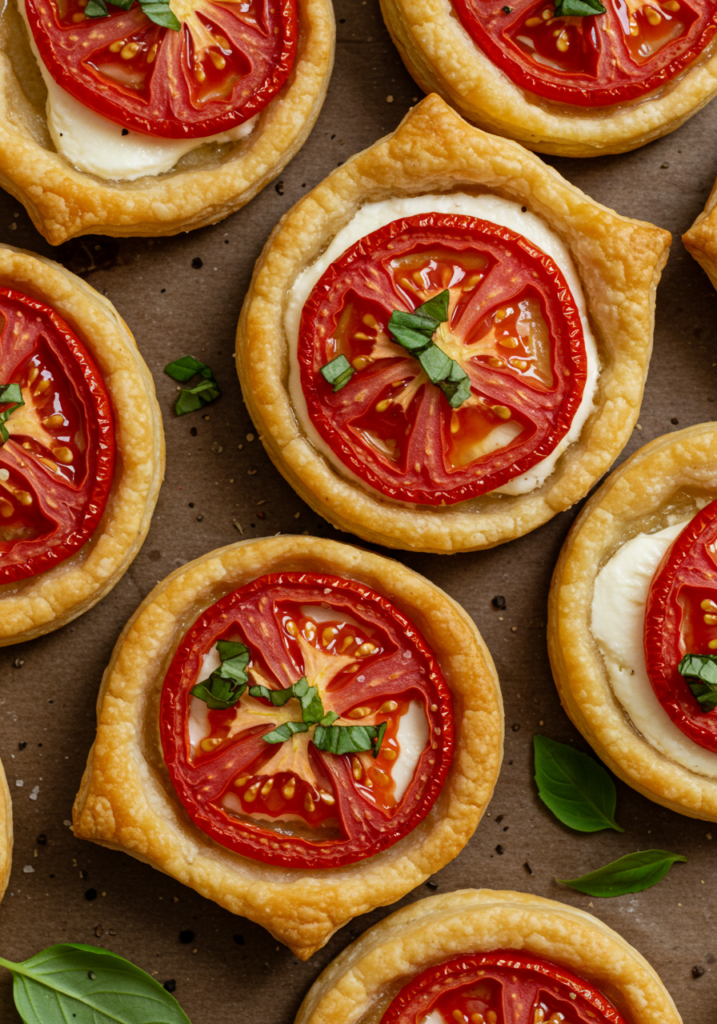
[72,534,503,959]
[0,244,163,646]
[236,95,671,554]
[0,0,334,243]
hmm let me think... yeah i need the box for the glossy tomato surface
[0,288,115,585]
[298,213,587,506]
[25,0,297,138]
[645,500,717,751]
[453,0,717,107]
[380,950,628,1024]
[160,572,453,868]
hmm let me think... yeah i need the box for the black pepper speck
[84,889,98,901]
[492,596,507,610]
[36,834,47,845]
[426,880,438,890]
[692,966,705,978]
[179,930,194,944]
[164,980,177,992]
[233,934,245,945]
[495,845,504,855]
[191,257,203,269]
[18,741,26,750]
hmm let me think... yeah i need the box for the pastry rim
[379,0,717,157]
[236,94,671,554]
[0,243,164,646]
[0,0,334,244]
[294,888,682,1024]
[683,177,717,292]
[72,534,504,961]
[547,422,717,820]
[0,756,11,903]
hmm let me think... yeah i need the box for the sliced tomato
[25,0,297,138]
[453,0,717,106]
[160,572,453,868]
[644,500,717,751]
[298,214,587,506]
[0,289,115,585]
[380,950,628,1024]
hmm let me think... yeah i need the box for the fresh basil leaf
[140,1,181,29]
[263,721,309,744]
[215,640,248,663]
[0,942,190,1024]
[387,322,435,353]
[415,289,449,322]
[108,0,134,7]
[679,653,717,711]
[555,0,605,14]
[85,0,109,15]
[558,850,686,897]
[313,721,387,757]
[249,684,295,707]
[0,383,24,446]
[175,380,220,416]
[252,677,326,725]
[190,676,246,710]
[165,356,208,382]
[320,354,354,392]
[320,710,339,726]
[165,356,220,415]
[437,362,471,408]
[534,735,623,833]
[418,343,453,383]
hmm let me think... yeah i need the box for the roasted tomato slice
[644,500,717,752]
[298,214,587,506]
[380,950,628,1024]
[453,0,717,107]
[24,0,297,138]
[0,288,114,585]
[160,572,453,868]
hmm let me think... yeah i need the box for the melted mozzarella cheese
[393,700,429,801]
[420,1013,446,1024]
[188,646,221,754]
[285,193,599,500]
[19,0,256,180]
[591,519,717,778]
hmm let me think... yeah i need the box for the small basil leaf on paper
[0,942,191,1024]
[558,850,686,898]
[164,356,220,415]
[534,735,623,833]
[313,720,387,757]
[263,721,309,744]
[320,354,354,392]
[165,356,208,383]
[679,653,717,711]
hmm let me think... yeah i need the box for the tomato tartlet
[0,757,11,903]
[0,244,163,645]
[236,97,670,553]
[380,0,717,156]
[549,422,717,820]
[73,535,503,959]
[683,179,717,291]
[1,0,333,243]
[294,889,681,1024]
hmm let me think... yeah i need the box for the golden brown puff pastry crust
[683,178,717,291]
[379,0,717,158]
[548,423,717,820]
[0,756,11,902]
[0,0,334,244]
[236,96,670,554]
[0,244,164,646]
[295,888,682,1024]
[72,534,504,960]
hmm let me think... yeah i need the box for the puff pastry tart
[380,0,717,157]
[548,422,717,820]
[0,244,163,646]
[237,96,670,553]
[683,180,717,291]
[0,757,11,902]
[295,888,681,1024]
[0,0,333,243]
[72,534,503,959]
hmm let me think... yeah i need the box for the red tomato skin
[644,500,717,752]
[0,288,115,585]
[160,572,454,869]
[24,0,297,139]
[380,949,629,1024]
[298,213,587,506]
[453,0,717,108]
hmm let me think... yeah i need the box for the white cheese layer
[393,700,429,801]
[591,519,717,778]
[19,0,256,180]
[420,1013,446,1024]
[188,646,221,755]
[285,193,600,500]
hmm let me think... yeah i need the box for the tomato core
[452,0,717,107]
[24,0,297,138]
[160,572,454,868]
[380,950,628,1024]
[0,288,115,585]
[298,213,587,505]
[644,500,717,751]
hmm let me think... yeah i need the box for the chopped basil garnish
[190,640,250,710]
[388,290,471,409]
[313,720,387,758]
[678,653,717,712]
[249,676,325,724]
[320,354,355,392]
[554,0,606,15]
[0,383,24,445]
[164,356,220,415]
[86,0,180,30]
[263,721,309,744]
